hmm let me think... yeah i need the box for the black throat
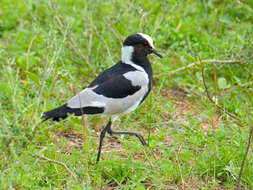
[130,51,153,105]
[131,53,153,80]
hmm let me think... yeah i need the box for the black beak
[150,48,163,58]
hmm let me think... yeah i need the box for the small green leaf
[26,71,41,87]
[218,77,229,89]
[195,72,202,81]
[16,55,26,70]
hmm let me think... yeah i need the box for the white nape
[121,45,145,72]
[121,45,134,63]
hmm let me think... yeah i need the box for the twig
[176,20,182,32]
[175,144,185,189]
[31,153,77,181]
[87,14,93,58]
[201,67,242,123]
[26,33,39,81]
[49,0,90,66]
[0,153,10,178]
[237,125,253,190]
[78,93,90,185]
[94,27,115,64]
[199,56,252,189]
[28,53,49,144]
[200,59,242,64]
[152,14,165,35]
[49,169,68,178]
[58,15,90,66]
[165,47,244,125]
[138,10,150,32]
[34,53,49,119]
[168,59,242,75]
[106,22,123,43]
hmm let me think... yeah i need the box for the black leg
[96,120,112,163]
[107,124,148,146]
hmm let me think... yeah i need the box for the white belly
[103,85,148,115]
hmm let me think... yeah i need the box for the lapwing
[43,33,163,162]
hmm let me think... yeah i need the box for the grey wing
[67,88,107,109]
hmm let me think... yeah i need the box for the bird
[42,33,163,162]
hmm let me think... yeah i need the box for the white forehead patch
[138,33,154,48]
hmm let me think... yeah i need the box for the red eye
[143,42,149,46]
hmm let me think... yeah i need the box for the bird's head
[122,33,162,63]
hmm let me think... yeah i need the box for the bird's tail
[42,104,104,122]
[42,104,71,121]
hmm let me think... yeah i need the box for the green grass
[0,0,253,189]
